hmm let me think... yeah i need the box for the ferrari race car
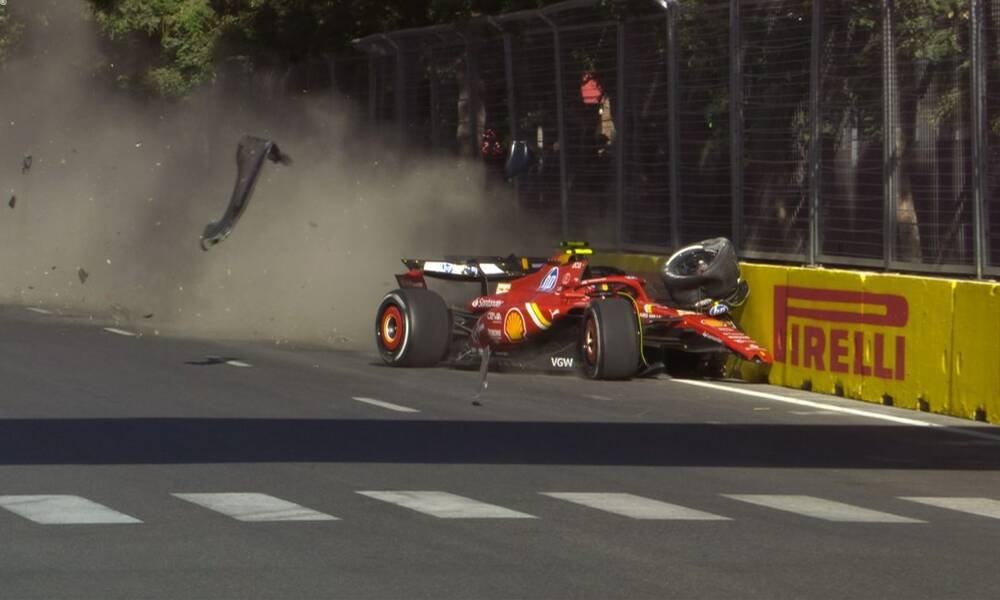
[374,238,772,381]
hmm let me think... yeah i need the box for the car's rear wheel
[375,289,451,367]
[580,298,641,380]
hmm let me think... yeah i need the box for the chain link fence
[348,0,1000,278]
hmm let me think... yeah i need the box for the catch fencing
[343,0,1000,278]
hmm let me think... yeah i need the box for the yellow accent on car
[617,291,649,367]
[527,302,552,328]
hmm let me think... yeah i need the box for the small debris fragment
[142,313,154,319]
[21,155,32,174]
[7,195,14,209]
[104,327,138,337]
[77,268,89,284]
[187,356,246,367]
[308,221,318,228]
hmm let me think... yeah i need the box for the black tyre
[659,237,740,308]
[375,288,451,367]
[580,298,641,380]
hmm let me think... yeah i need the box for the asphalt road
[1,304,999,599]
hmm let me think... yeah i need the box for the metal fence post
[428,44,441,151]
[460,30,482,158]
[541,12,570,240]
[729,0,744,251]
[808,0,823,265]
[499,24,523,243]
[327,54,336,101]
[502,31,519,141]
[882,0,898,269]
[667,3,681,248]
[615,22,626,250]
[970,0,988,278]
[395,43,406,144]
[368,52,377,126]
[379,35,406,144]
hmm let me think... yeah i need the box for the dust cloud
[0,1,534,349]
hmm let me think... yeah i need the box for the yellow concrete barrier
[593,251,999,424]
[730,263,787,383]
[950,280,1000,422]
[860,273,955,412]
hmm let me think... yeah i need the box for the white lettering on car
[472,297,505,309]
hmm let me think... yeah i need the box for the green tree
[86,0,563,98]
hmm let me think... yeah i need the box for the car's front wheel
[580,298,640,380]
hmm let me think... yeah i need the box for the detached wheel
[375,289,451,367]
[580,298,641,380]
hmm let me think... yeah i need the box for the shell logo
[703,319,727,327]
[504,308,526,342]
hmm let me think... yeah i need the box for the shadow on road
[0,419,997,469]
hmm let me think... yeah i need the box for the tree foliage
[85,0,564,98]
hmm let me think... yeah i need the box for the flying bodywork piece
[200,135,291,250]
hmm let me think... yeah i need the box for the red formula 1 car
[374,239,772,381]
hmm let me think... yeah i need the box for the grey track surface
[1,304,999,599]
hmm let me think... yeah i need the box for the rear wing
[401,257,550,280]
[397,256,552,293]
[398,243,594,291]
